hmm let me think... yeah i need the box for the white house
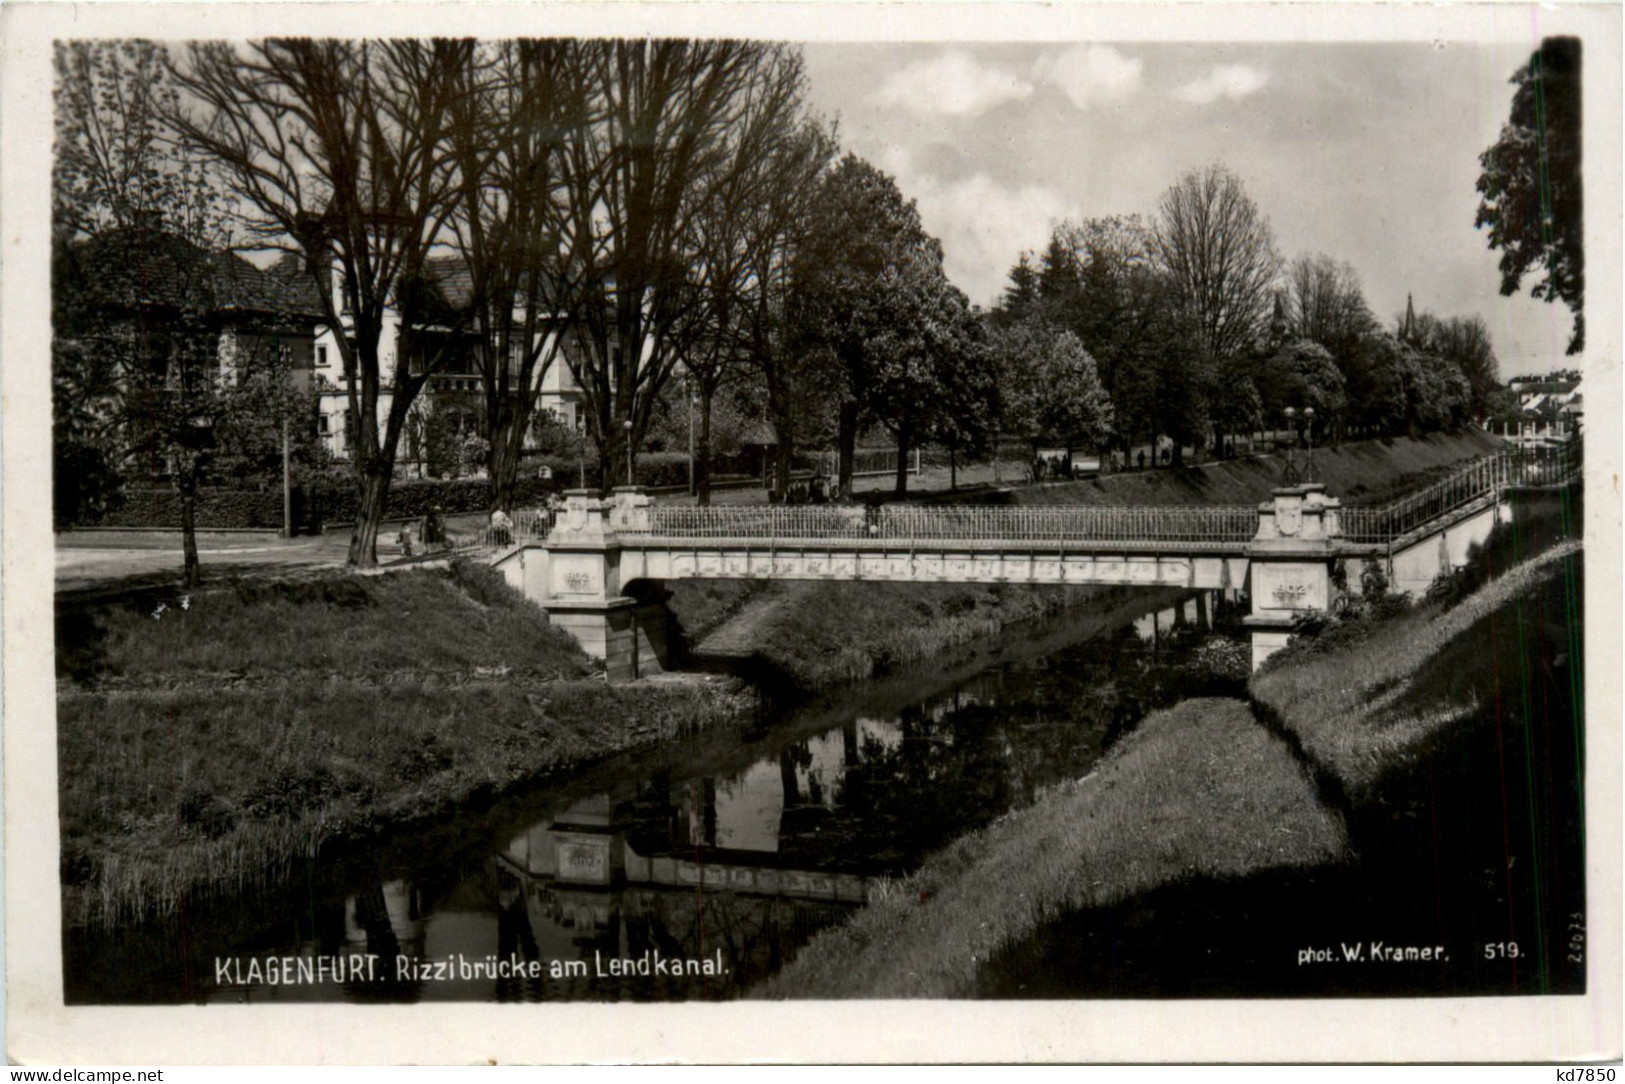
[307,255,592,470]
[1493,372,1584,449]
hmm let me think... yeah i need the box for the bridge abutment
[1243,484,1343,671]
[511,488,666,681]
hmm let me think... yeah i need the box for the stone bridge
[489,450,1577,679]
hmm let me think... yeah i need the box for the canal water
[64,587,1249,1004]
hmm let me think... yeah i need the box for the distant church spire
[1402,293,1417,344]
[1268,288,1289,347]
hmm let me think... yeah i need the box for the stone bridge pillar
[539,487,662,682]
[1243,483,1343,671]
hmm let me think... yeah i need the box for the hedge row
[92,451,733,529]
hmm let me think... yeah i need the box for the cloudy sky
[802,41,1579,378]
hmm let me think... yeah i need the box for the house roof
[66,227,325,322]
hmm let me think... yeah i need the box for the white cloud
[1173,64,1271,105]
[1033,45,1143,110]
[870,49,1033,117]
[880,147,1077,307]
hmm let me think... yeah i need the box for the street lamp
[686,374,696,497]
[1303,406,1318,483]
[623,419,634,487]
[1281,407,1301,486]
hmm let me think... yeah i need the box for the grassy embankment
[1251,489,1583,797]
[57,563,753,929]
[669,430,1503,692]
[755,696,1348,998]
[961,428,1504,508]
[669,579,1110,690]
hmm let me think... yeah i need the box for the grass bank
[1251,488,1582,798]
[964,429,1503,509]
[56,565,754,929]
[753,697,1347,998]
[669,579,1115,691]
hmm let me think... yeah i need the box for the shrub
[391,734,454,783]
[1187,636,1251,682]
[176,786,236,840]
[240,764,345,819]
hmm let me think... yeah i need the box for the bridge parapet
[1252,482,1341,545]
[494,450,1576,679]
[1243,484,1345,670]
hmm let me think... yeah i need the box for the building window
[317,415,331,435]
[317,345,329,367]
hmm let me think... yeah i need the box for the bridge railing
[445,509,554,554]
[1340,447,1579,544]
[638,503,1259,544]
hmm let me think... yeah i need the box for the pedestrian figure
[1137,450,1147,470]
[423,506,445,549]
[398,524,415,558]
[490,508,513,547]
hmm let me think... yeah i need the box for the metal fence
[453,445,1580,558]
[639,503,1260,545]
[1339,448,1580,545]
[440,509,554,555]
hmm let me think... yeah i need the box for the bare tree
[556,40,802,491]
[1154,163,1282,364]
[1286,253,1376,350]
[679,53,817,503]
[169,39,471,568]
[443,40,597,510]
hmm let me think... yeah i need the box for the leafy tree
[1260,339,1347,442]
[1410,312,1500,418]
[986,318,1112,459]
[1032,332,1114,458]
[925,311,998,490]
[789,154,964,495]
[995,216,1184,464]
[1476,37,1583,353]
[55,40,309,585]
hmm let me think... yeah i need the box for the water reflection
[67,589,1246,1004]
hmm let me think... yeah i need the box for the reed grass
[57,561,756,929]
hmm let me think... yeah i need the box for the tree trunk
[486,397,534,514]
[774,436,794,498]
[894,421,911,497]
[697,387,715,506]
[837,400,858,496]
[949,445,957,490]
[179,476,200,590]
[597,436,619,496]
[348,466,392,570]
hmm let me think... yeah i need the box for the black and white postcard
[3,0,1620,1065]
